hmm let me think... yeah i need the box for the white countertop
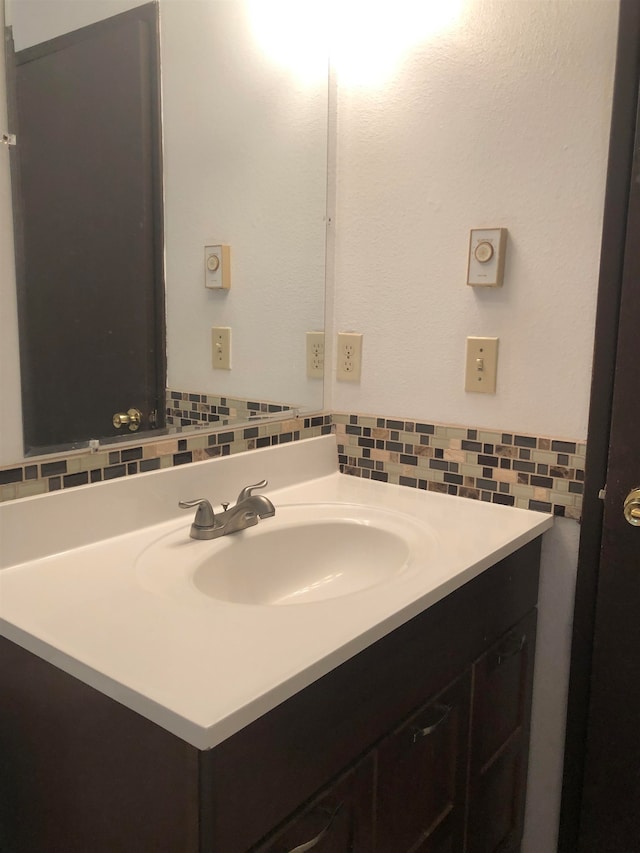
[0,436,552,750]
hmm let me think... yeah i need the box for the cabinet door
[252,756,374,853]
[466,610,537,853]
[375,674,471,853]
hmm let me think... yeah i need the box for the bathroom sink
[136,503,435,606]
[193,518,409,605]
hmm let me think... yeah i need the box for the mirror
[2,0,328,458]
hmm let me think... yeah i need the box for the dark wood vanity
[0,538,540,853]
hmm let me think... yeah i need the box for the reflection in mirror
[7,2,165,451]
[3,0,328,458]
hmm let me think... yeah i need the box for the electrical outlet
[306,331,324,378]
[465,336,498,393]
[212,326,231,370]
[337,332,363,381]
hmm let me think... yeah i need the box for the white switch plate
[205,245,231,290]
[336,332,363,382]
[467,228,507,287]
[306,331,324,378]
[212,326,232,369]
[465,336,498,393]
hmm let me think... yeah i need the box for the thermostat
[467,228,507,287]
[205,244,231,290]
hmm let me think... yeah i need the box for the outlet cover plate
[337,332,363,382]
[212,326,232,370]
[306,331,324,378]
[465,336,498,393]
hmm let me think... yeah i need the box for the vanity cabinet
[245,608,536,853]
[0,538,541,853]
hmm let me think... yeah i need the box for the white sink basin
[136,503,436,606]
[194,518,408,605]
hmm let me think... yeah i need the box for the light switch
[467,228,507,287]
[465,337,498,393]
[212,326,231,369]
[205,245,231,290]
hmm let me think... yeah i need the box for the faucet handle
[236,479,268,503]
[178,498,215,529]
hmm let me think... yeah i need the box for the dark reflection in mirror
[6,3,165,453]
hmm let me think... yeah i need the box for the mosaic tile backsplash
[166,389,294,428]
[333,412,585,520]
[0,415,331,502]
[0,410,586,521]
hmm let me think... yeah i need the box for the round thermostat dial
[474,241,494,263]
[207,254,220,272]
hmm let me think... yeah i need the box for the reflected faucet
[179,480,275,540]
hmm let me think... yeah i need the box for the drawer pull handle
[286,803,343,853]
[411,703,451,742]
[497,634,526,666]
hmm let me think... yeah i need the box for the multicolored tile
[0,408,586,521]
[333,411,586,520]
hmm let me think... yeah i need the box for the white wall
[328,2,619,851]
[330,0,617,441]
[527,516,581,850]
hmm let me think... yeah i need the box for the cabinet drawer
[467,610,537,853]
[375,674,470,853]
[471,614,535,766]
[252,756,374,853]
[467,737,525,853]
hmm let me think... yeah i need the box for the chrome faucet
[178,479,275,540]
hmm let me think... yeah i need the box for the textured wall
[330,0,618,441]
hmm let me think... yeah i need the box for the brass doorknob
[623,487,640,526]
[112,408,142,431]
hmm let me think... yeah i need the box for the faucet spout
[247,495,276,518]
[220,494,275,534]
